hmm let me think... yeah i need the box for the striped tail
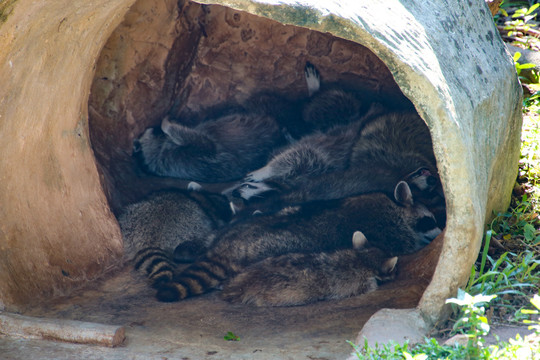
[155,257,231,302]
[133,247,176,288]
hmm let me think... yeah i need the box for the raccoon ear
[381,257,398,274]
[352,231,367,249]
[394,181,414,206]
[160,116,172,135]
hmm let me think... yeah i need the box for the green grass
[348,293,540,360]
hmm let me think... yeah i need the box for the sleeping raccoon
[154,181,441,302]
[221,231,398,306]
[118,189,234,286]
[228,62,444,223]
[234,111,444,225]
[132,96,292,182]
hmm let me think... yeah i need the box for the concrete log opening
[0,0,522,350]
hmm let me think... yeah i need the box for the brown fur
[154,182,441,302]
[220,246,397,306]
[118,189,233,286]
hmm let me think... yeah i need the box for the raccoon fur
[118,189,234,286]
[234,111,445,225]
[154,181,441,302]
[133,98,290,182]
[302,62,385,131]
[221,231,398,306]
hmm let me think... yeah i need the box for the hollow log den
[0,0,522,357]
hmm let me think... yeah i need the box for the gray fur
[133,111,287,182]
[235,111,445,225]
[302,62,385,131]
[155,182,441,302]
[220,245,397,306]
[118,189,233,286]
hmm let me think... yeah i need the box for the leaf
[518,63,538,70]
[531,294,540,310]
[523,223,536,241]
[526,3,540,16]
[224,331,240,341]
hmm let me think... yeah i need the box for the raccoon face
[406,167,437,192]
[132,127,171,175]
[411,206,442,247]
[133,126,164,155]
[394,181,442,249]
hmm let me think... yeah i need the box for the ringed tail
[155,257,231,302]
[134,247,176,288]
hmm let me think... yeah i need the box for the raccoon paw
[244,166,273,182]
[234,182,274,200]
[220,286,243,304]
[304,62,320,97]
[155,282,182,302]
[187,181,202,191]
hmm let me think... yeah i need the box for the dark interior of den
[87,0,446,310]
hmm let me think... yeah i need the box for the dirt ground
[0,265,429,360]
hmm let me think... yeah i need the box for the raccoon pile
[221,231,399,306]
[118,189,234,286]
[233,111,444,223]
[231,65,445,225]
[132,88,311,183]
[133,111,289,183]
[124,62,446,306]
[153,181,441,302]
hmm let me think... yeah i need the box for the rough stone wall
[89,0,408,211]
[0,0,135,310]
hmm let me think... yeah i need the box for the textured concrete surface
[354,308,430,349]
[0,266,427,359]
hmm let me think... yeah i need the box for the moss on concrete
[0,0,17,24]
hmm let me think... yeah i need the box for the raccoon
[241,120,364,184]
[230,63,444,219]
[220,231,398,306]
[118,189,234,286]
[132,101,289,182]
[234,111,445,225]
[154,181,441,302]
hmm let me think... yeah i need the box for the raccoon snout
[424,227,442,243]
[231,188,242,198]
